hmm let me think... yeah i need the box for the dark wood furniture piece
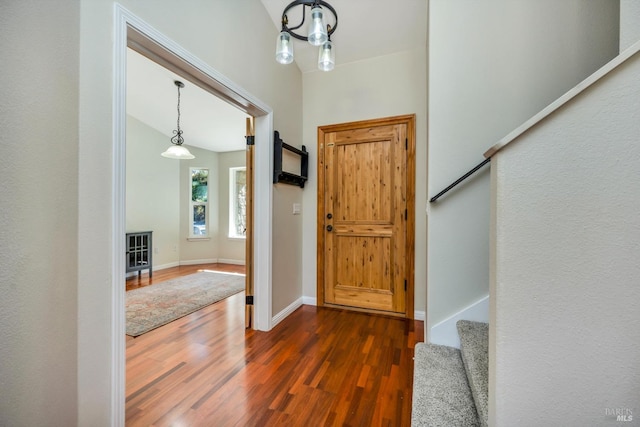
[126,231,152,278]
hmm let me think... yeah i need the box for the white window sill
[187,237,211,241]
[227,235,246,241]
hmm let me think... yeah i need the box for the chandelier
[161,80,195,160]
[275,0,338,72]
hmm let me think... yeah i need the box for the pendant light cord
[171,81,184,145]
[176,84,181,133]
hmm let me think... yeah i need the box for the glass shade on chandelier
[275,0,338,72]
[318,40,334,72]
[275,31,294,65]
[307,6,328,46]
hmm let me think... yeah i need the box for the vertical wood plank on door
[323,124,404,313]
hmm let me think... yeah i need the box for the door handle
[326,225,333,232]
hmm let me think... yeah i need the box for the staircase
[411,320,489,427]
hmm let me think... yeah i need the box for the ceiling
[260,0,428,73]
[127,48,250,153]
[126,1,427,153]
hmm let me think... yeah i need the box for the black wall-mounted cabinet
[273,130,308,188]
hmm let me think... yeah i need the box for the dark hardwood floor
[126,264,424,426]
[125,262,246,292]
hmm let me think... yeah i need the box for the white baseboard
[302,296,317,306]
[430,295,489,349]
[180,258,245,266]
[272,298,303,328]
[153,261,180,271]
[179,258,217,266]
[217,258,245,265]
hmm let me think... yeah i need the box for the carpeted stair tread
[412,342,480,427]
[457,320,489,427]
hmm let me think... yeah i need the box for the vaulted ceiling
[126,1,427,153]
[126,48,250,153]
[260,0,427,73]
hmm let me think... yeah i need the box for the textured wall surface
[0,1,80,426]
[428,0,620,339]
[492,50,640,427]
[621,0,640,50]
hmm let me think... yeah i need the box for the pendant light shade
[275,31,294,64]
[161,80,195,160]
[161,144,195,159]
[318,40,335,72]
[307,6,328,46]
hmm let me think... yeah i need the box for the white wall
[178,146,220,263]
[0,1,80,426]
[428,0,619,338]
[127,118,247,268]
[491,47,640,427]
[126,116,181,268]
[78,1,303,424]
[621,0,640,51]
[302,48,428,315]
[272,182,304,315]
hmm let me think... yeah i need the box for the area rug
[126,270,245,337]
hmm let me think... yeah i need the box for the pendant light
[161,80,195,160]
[275,0,338,72]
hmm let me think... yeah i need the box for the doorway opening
[124,46,250,293]
[112,5,273,423]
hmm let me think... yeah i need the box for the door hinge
[405,138,408,150]
[245,135,255,146]
[404,279,407,291]
[405,209,408,220]
[246,295,254,305]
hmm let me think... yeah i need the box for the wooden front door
[318,115,415,317]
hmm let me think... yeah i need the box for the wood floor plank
[126,263,424,426]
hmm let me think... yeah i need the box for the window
[229,167,246,239]
[190,168,209,238]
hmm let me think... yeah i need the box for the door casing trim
[112,4,274,425]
